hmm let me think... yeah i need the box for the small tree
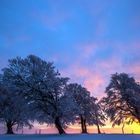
[0,81,32,134]
[65,83,95,133]
[101,73,140,128]
[90,97,106,134]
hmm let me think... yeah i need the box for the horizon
[1,122,140,134]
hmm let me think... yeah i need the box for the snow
[0,134,140,140]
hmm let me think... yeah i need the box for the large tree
[2,55,75,134]
[101,73,140,128]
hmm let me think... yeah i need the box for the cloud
[1,0,140,100]
[31,1,72,31]
[127,63,140,82]
[40,13,71,30]
[61,63,106,98]
[76,43,98,59]
[84,72,105,97]
[60,40,140,98]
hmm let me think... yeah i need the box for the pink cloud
[84,73,105,98]
[127,63,140,82]
[61,64,106,98]
[70,65,105,93]
[61,53,140,98]
[76,43,98,59]
[60,40,140,98]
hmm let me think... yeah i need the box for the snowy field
[0,134,140,140]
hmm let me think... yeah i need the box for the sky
[0,0,140,134]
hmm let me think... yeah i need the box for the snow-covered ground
[0,134,140,140]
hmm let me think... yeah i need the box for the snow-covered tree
[101,73,140,128]
[65,83,90,133]
[2,55,75,134]
[65,83,104,133]
[0,79,32,134]
[35,77,78,134]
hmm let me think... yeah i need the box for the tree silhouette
[101,73,140,128]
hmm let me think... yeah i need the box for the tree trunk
[55,117,65,134]
[80,115,87,133]
[94,109,101,134]
[96,124,101,134]
[122,123,125,134]
[6,121,14,134]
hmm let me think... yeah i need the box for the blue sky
[0,0,140,97]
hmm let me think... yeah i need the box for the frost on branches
[65,83,105,133]
[0,55,106,134]
[0,76,32,134]
[1,55,76,134]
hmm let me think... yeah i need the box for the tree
[0,79,32,134]
[35,77,77,134]
[90,97,106,134]
[2,55,73,134]
[65,83,97,133]
[101,73,140,128]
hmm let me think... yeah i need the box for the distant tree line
[0,55,139,134]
